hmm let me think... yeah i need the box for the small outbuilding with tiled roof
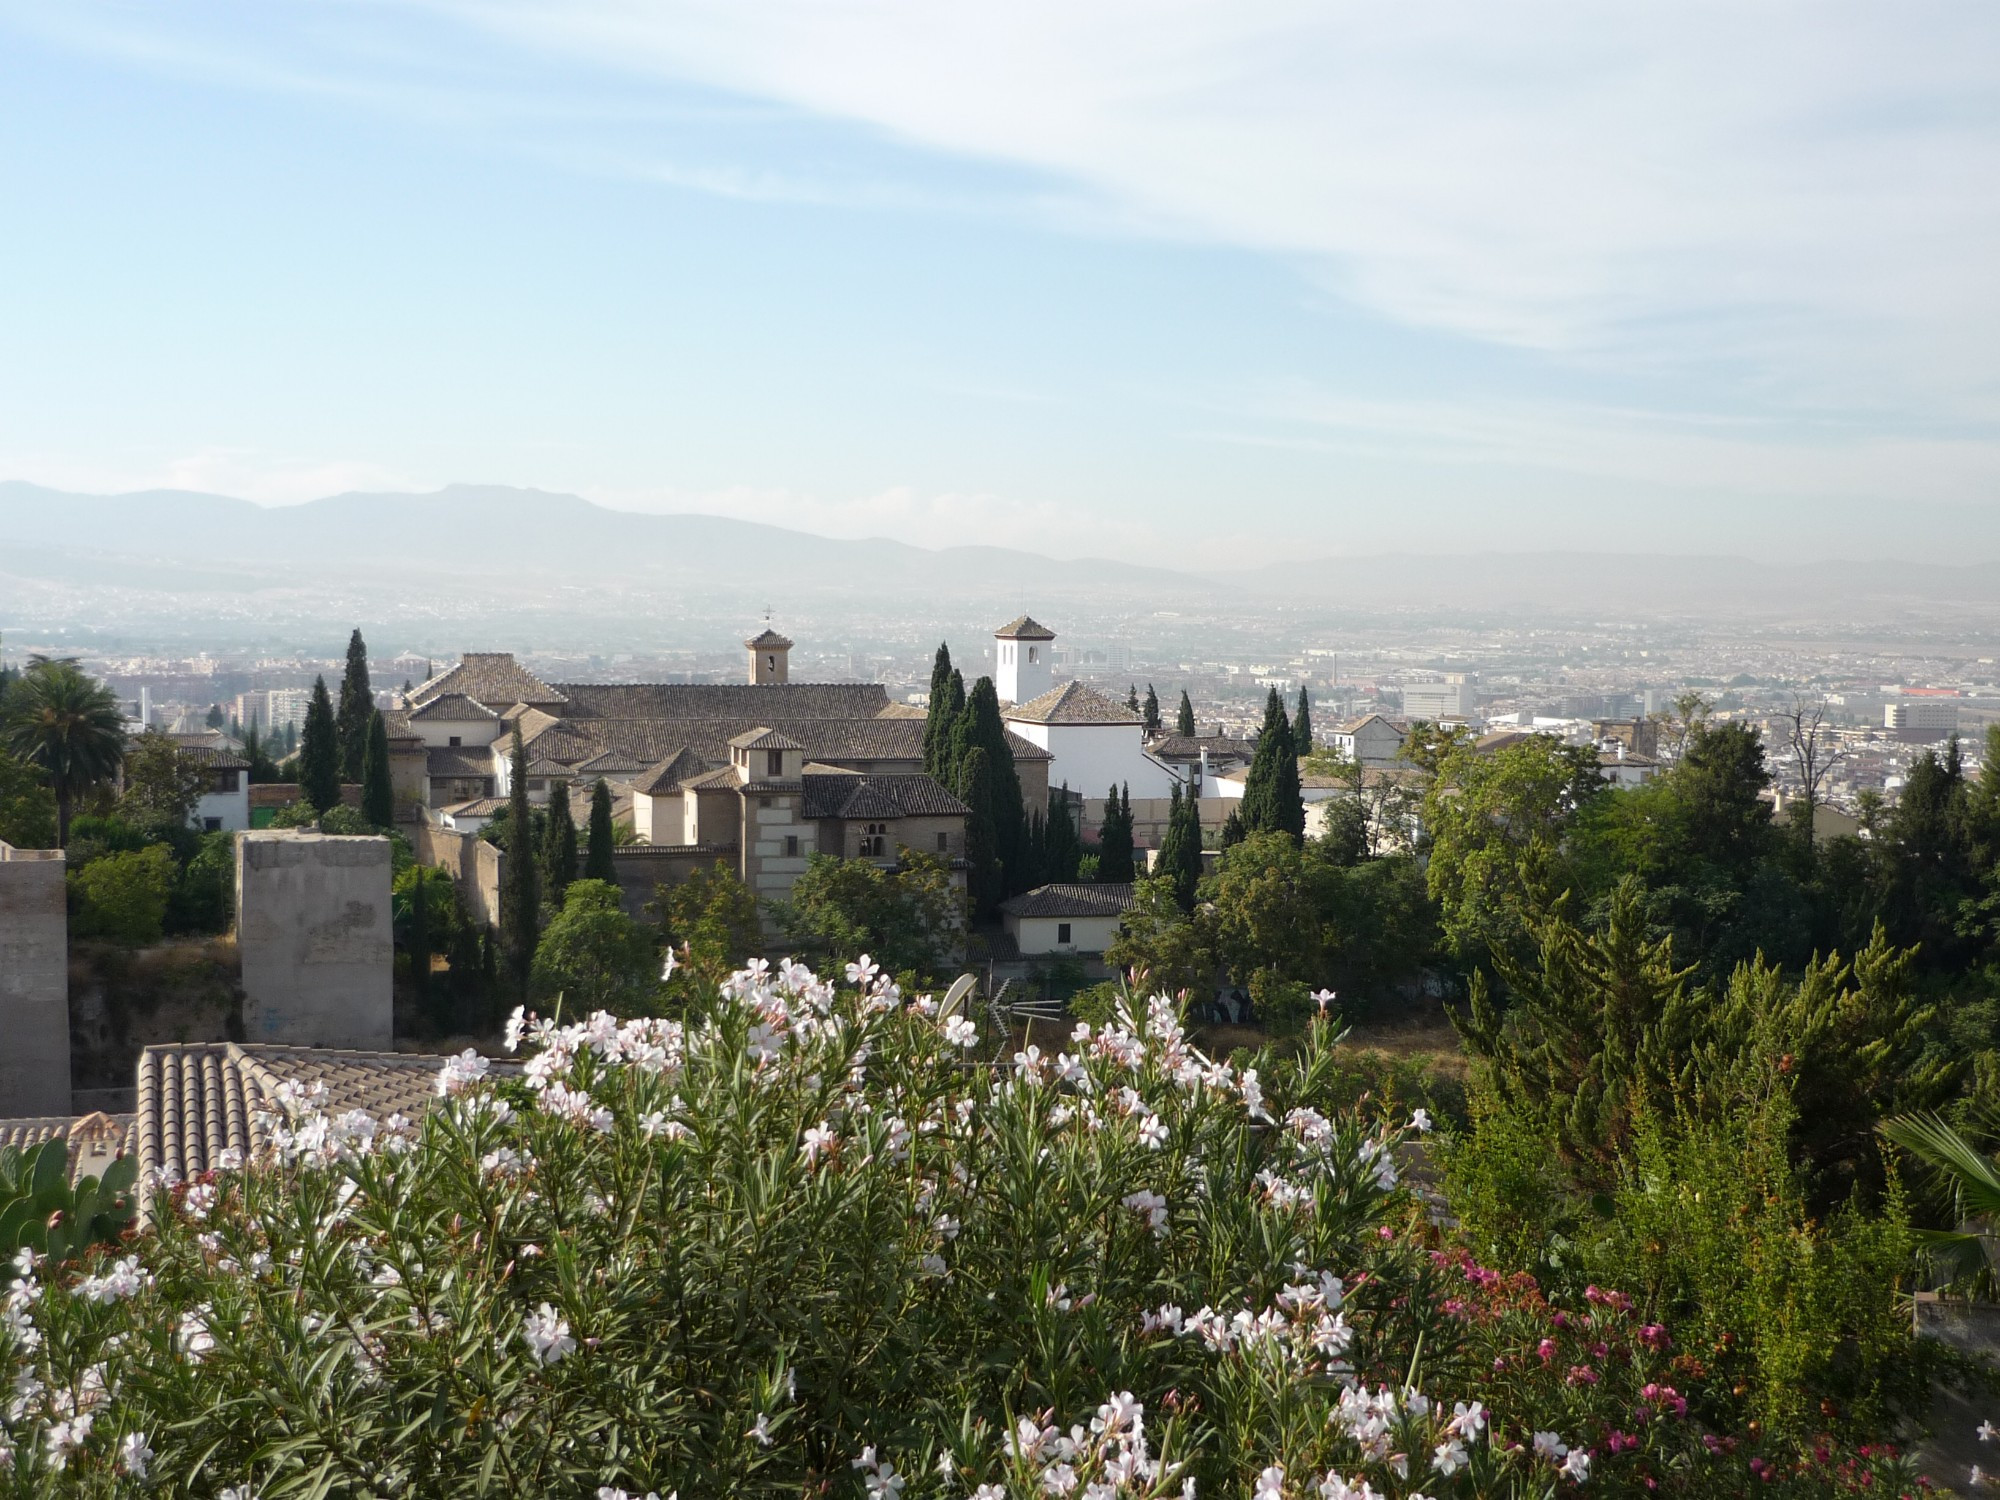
[999,882,1136,955]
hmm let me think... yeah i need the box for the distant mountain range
[3,482,1998,638]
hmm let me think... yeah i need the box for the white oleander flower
[119,1431,154,1479]
[521,1303,575,1366]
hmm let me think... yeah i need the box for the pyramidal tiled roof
[994,614,1057,640]
[633,747,709,795]
[413,654,567,710]
[730,726,804,752]
[745,628,794,649]
[801,773,970,821]
[1004,681,1143,726]
[409,692,500,722]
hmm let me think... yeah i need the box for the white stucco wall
[193,783,250,833]
[411,718,504,750]
[1005,912,1124,955]
[1006,721,1179,801]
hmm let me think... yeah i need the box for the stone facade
[235,832,393,1050]
[0,841,71,1117]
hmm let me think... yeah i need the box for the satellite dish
[939,974,978,1020]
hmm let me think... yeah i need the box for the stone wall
[413,823,504,930]
[0,841,71,1116]
[235,832,393,1049]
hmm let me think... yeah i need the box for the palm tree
[1879,1113,2000,1294]
[3,657,127,844]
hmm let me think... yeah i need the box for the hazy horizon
[3,3,1998,570]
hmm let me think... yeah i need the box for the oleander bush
[0,962,1930,1497]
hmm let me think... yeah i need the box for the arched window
[859,822,888,858]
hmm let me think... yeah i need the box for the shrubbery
[67,844,176,946]
[0,964,1927,1497]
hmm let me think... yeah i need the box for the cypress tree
[1176,690,1196,738]
[922,643,955,778]
[1220,808,1247,848]
[335,628,373,783]
[1240,688,1305,841]
[205,703,225,729]
[298,675,340,813]
[283,721,297,757]
[1097,783,1136,884]
[585,778,617,883]
[1142,684,1161,735]
[932,669,967,788]
[1157,782,1203,912]
[1020,810,1048,892]
[1126,685,1140,715]
[541,778,579,905]
[958,746,1000,922]
[361,709,394,827]
[1046,786,1081,882]
[1294,686,1314,756]
[501,724,539,992]
[950,677,1024,891]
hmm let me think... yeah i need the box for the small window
[767,654,777,672]
[767,748,784,777]
[1057,922,1072,945]
[203,817,223,833]
[448,735,461,747]
[784,835,799,858]
[529,778,546,793]
[1028,645,1038,664]
[936,831,949,853]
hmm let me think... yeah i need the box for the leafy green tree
[1423,733,1604,966]
[1672,720,1776,880]
[394,865,459,1027]
[1142,684,1161,735]
[585,777,618,883]
[530,878,658,1013]
[922,643,956,779]
[1238,688,1304,842]
[1096,783,1135,883]
[3,656,126,844]
[68,843,176,945]
[779,849,959,976]
[0,753,56,850]
[297,675,340,813]
[117,732,208,830]
[1293,686,1313,755]
[540,778,579,906]
[167,830,237,935]
[335,627,373,783]
[1156,782,1203,912]
[361,709,395,828]
[501,725,539,992]
[204,703,225,729]
[1175,690,1196,738]
[654,862,764,987]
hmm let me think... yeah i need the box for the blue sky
[3,0,1997,566]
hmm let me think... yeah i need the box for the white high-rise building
[994,614,1056,707]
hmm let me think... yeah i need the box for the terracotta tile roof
[729,727,803,751]
[994,614,1058,641]
[1005,681,1143,727]
[408,693,500,722]
[801,773,969,821]
[633,747,708,795]
[999,882,1136,918]
[1148,733,1257,760]
[555,683,890,721]
[134,1043,518,1222]
[875,702,927,720]
[441,797,507,817]
[527,716,1050,769]
[425,746,496,778]
[171,743,250,770]
[744,628,794,649]
[413,654,567,710]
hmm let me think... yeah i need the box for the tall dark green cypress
[298,675,340,813]
[1219,808,1247,849]
[1097,783,1136,883]
[501,725,539,992]
[1046,786,1081,882]
[585,778,617,883]
[922,643,955,778]
[932,669,967,787]
[1157,782,1203,912]
[1020,810,1048,891]
[1241,688,1305,841]
[1294,686,1314,756]
[335,628,373,783]
[1142,684,1161,735]
[541,778,579,905]
[950,677,1024,891]
[1126,685,1140,714]
[361,709,394,827]
[1176,690,1197,737]
[958,746,1001,922]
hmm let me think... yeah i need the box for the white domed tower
[994,614,1056,707]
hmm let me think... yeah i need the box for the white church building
[994,615,1181,803]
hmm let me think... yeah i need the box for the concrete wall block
[0,844,71,1116]
[236,832,393,1050]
